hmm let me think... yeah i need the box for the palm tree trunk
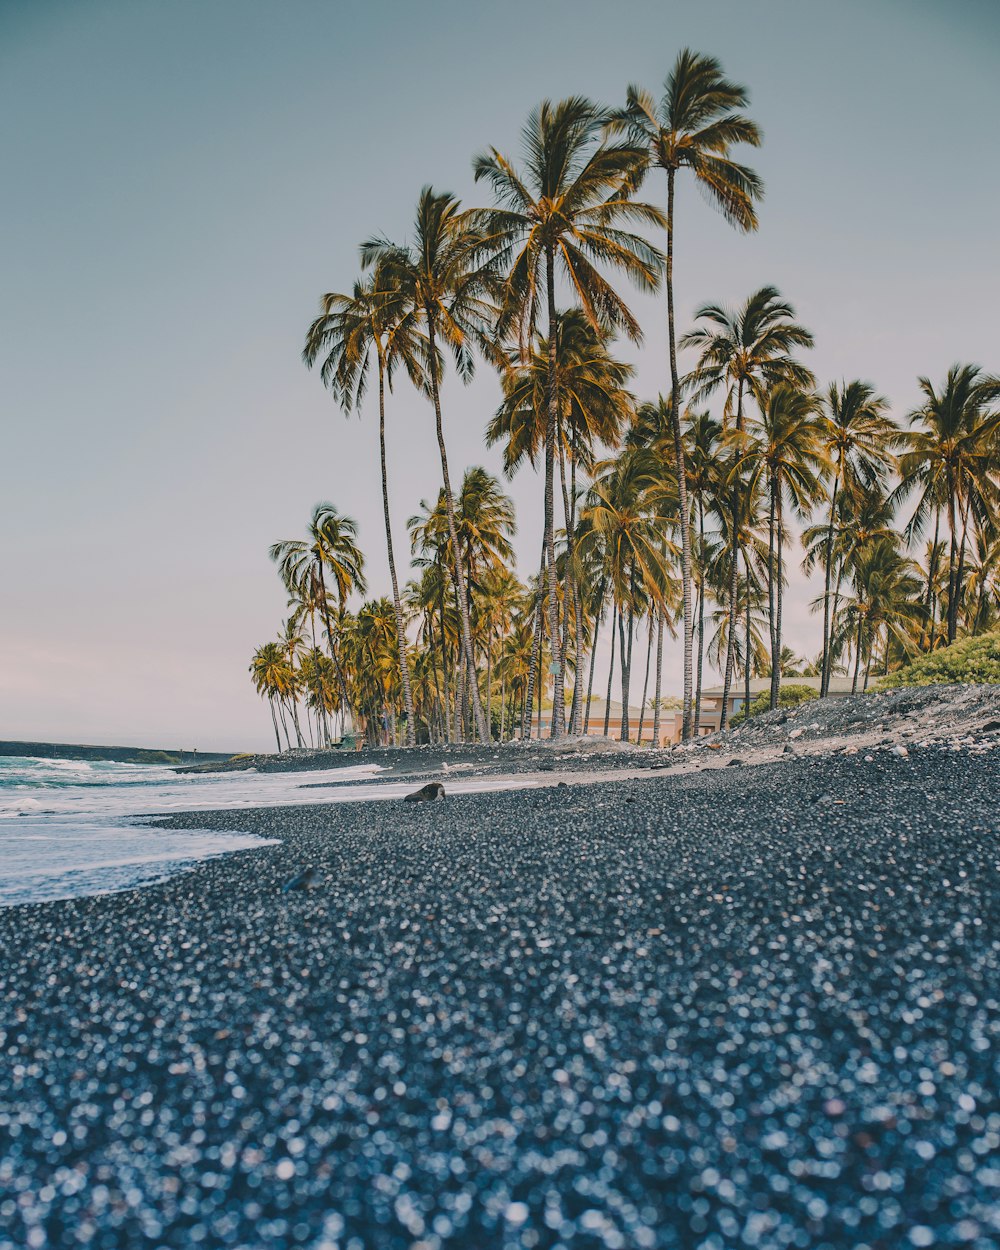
[537,646,546,735]
[268,696,282,753]
[277,698,293,752]
[426,615,444,743]
[620,564,637,741]
[721,379,746,732]
[924,506,941,651]
[584,579,607,735]
[637,618,654,744]
[774,492,785,709]
[377,362,416,747]
[604,601,618,737]
[651,611,665,746]
[768,475,780,710]
[954,488,972,638]
[522,549,546,738]
[694,497,706,736]
[719,537,739,732]
[568,425,585,735]
[557,427,577,728]
[744,556,752,714]
[618,608,632,742]
[820,472,841,697]
[436,579,452,744]
[946,469,959,644]
[485,628,493,743]
[666,166,694,741]
[425,315,489,743]
[544,249,566,738]
[852,614,864,693]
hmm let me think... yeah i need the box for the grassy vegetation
[732,683,820,726]
[877,630,1000,688]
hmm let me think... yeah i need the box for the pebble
[1,747,998,1248]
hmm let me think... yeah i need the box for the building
[522,677,857,746]
[665,676,857,744]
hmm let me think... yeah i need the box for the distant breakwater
[0,740,236,767]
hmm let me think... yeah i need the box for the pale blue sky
[2,0,998,749]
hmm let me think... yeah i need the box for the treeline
[250,50,999,750]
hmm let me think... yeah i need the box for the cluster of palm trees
[249,50,1000,750]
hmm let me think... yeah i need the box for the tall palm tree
[473,96,665,737]
[361,187,498,743]
[303,265,424,745]
[737,385,826,709]
[895,365,1000,644]
[609,50,763,740]
[269,503,367,736]
[814,380,895,694]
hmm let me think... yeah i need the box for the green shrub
[731,682,819,726]
[878,630,1000,688]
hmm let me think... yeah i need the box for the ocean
[0,754,388,908]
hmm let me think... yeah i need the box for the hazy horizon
[3,0,998,751]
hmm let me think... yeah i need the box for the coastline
[3,743,998,1248]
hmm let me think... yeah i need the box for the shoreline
[3,741,998,1247]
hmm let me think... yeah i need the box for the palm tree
[250,642,293,752]
[581,445,673,741]
[835,537,922,691]
[277,618,307,747]
[737,385,826,709]
[269,503,366,738]
[609,50,763,740]
[303,265,424,745]
[361,187,497,743]
[896,365,1000,644]
[473,96,665,737]
[684,409,722,731]
[682,286,816,430]
[683,285,815,719]
[488,309,636,732]
[814,380,895,695]
[349,598,402,744]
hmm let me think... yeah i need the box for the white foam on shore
[0,757,388,907]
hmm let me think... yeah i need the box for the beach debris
[404,781,446,803]
[441,762,475,774]
[281,866,316,892]
[892,744,909,757]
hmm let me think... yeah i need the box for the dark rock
[281,865,316,892]
[404,781,446,802]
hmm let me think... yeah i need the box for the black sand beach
[2,736,998,1249]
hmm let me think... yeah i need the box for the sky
[1,0,998,751]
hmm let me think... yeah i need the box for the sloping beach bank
[2,742,998,1249]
